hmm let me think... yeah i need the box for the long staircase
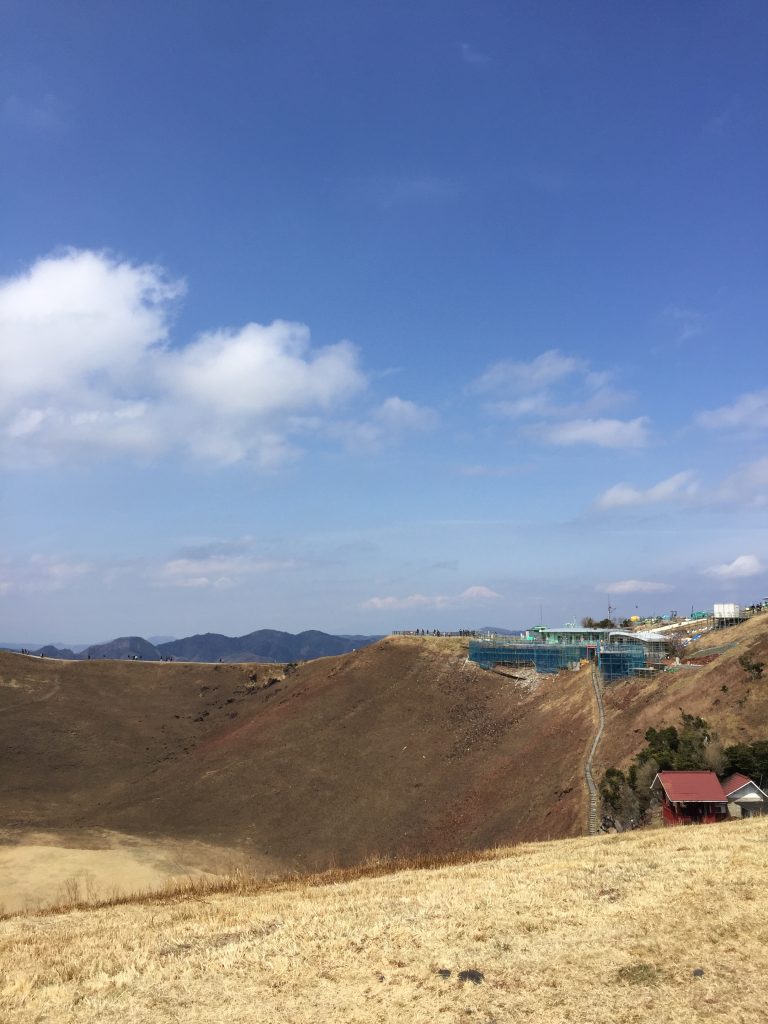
[585,663,606,835]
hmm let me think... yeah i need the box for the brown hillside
[0,637,594,876]
[6,615,766,902]
[596,613,768,776]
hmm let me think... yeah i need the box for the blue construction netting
[468,640,647,680]
[469,641,587,673]
[598,647,646,681]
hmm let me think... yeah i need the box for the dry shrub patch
[616,962,662,986]
[2,818,768,1023]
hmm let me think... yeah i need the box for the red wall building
[650,771,729,825]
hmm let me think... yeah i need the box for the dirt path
[0,678,61,713]
[584,664,605,835]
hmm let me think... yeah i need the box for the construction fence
[468,638,646,682]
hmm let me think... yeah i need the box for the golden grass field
[3,817,767,1024]
[0,829,258,915]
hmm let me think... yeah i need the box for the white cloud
[489,394,555,419]
[600,579,674,595]
[544,417,649,449]
[472,350,636,438]
[666,307,704,343]
[0,249,382,467]
[0,555,92,594]
[596,470,698,509]
[0,541,303,596]
[702,554,764,580]
[167,322,362,417]
[153,554,299,589]
[471,349,584,394]
[712,458,768,507]
[362,585,502,611]
[0,248,182,410]
[696,390,768,432]
[596,460,768,512]
[339,396,438,451]
[460,585,502,600]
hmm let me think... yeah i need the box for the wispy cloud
[712,458,768,507]
[471,350,642,446]
[458,463,532,478]
[360,175,462,207]
[544,417,649,449]
[335,396,438,452]
[0,555,91,594]
[665,306,704,343]
[696,390,768,433]
[596,470,698,509]
[599,579,674,595]
[702,554,764,580]
[154,554,299,589]
[471,350,584,395]
[362,584,501,611]
[596,459,768,512]
[460,43,491,65]
[2,94,68,135]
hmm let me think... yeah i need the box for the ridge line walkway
[585,663,606,835]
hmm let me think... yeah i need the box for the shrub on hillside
[738,654,765,681]
[599,767,641,822]
[636,713,711,772]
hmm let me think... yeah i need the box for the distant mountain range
[5,629,383,664]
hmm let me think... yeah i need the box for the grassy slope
[597,613,768,775]
[2,817,767,1024]
[0,637,594,868]
[3,615,767,876]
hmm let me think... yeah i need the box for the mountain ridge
[11,628,383,663]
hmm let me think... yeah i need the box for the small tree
[722,740,768,787]
[631,758,659,817]
[600,768,626,812]
[665,630,688,660]
[600,767,640,822]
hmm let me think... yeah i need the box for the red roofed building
[650,771,728,825]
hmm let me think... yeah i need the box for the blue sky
[1,0,767,642]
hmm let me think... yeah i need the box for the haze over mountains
[3,629,382,664]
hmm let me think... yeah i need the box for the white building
[722,773,768,818]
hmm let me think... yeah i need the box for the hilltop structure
[469,624,670,681]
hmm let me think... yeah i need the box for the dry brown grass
[3,817,767,1023]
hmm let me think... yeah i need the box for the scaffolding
[597,646,646,681]
[468,637,648,681]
